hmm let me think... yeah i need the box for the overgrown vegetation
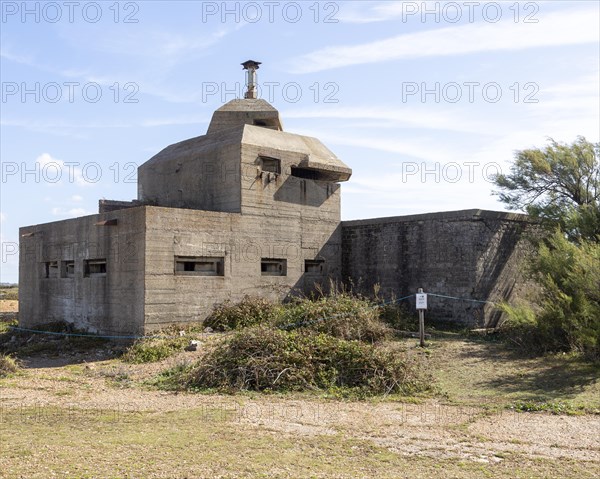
[121,336,190,364]
[203,296,282,331]
[494,137,600,360]
[182,326,429,395]
[278,294,393,342]
[155,292,430,396]
[0,286,18,300]
[500,233,600,359]
[0,353,19,376]
[206,292,395,342]
[0,320,109,356]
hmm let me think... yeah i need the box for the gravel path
[2,349,599,465]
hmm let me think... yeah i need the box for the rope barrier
[6,326,165,341]
[5,292,495,339]
[427,293,497,305]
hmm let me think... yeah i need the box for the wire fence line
[5,291,497,341]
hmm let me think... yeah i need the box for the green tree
[494,137,600,359]
[494,136,600,242]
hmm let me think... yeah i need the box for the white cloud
[51,207,89,217]
[35,153,95,187]
[283,105,492,134]
[0,212,6,223]
[84,27,234,62]
[297,130,458,163]
[71,195,83,202]
[337,1,437,24]
[0,45,37,67]
[289,7,599,73]
[337,1,557,25]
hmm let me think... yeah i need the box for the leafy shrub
[203,296,282,331]
[150,362,194,390]
[497,303,542,350]
[500,232,600,360]
[279,293,392,342]
[183,326,430,396]
[204,292,394,342]
[379,303,417,331]
[0,354,19,377]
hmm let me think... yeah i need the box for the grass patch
[0,286,18,300]
[509,400,586,415]
[0,318,17,334]
[100,369,134,388]
[0,405,597,479]
[121,337,189,364]
[150,361,194,390]
[173,326,431,397]
[430,335,600,413]
[0,353,19,377]
[120,323,211,364]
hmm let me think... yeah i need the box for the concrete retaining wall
[341,209,535,327]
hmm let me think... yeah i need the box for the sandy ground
[2,349,599,466]
[0,300,18,312]
[1,288,598,470]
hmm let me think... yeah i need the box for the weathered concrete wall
[137,128,243,213]
[341,209,534,327]
[98,199,140,213]
[142,206,341,332]
[19,207,146,334]
[239,125,345,221]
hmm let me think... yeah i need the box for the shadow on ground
[0,321,130,368]
[427,332,600,405]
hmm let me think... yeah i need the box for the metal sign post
[416,288,427,347]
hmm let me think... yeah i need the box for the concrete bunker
[19,60,532,334]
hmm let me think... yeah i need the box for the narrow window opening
[261,258,287,276]
[175,256,224,276]
[62,261,75,278]
[84,259,107,277]
[44,261,59,278]
[305,259,324,274]
[291,166,338,182]
[252,118,279,130]
[259,156,281,175]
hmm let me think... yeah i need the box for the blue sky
[1,0,599,283]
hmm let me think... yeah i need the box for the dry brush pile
[161,293,431,396]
